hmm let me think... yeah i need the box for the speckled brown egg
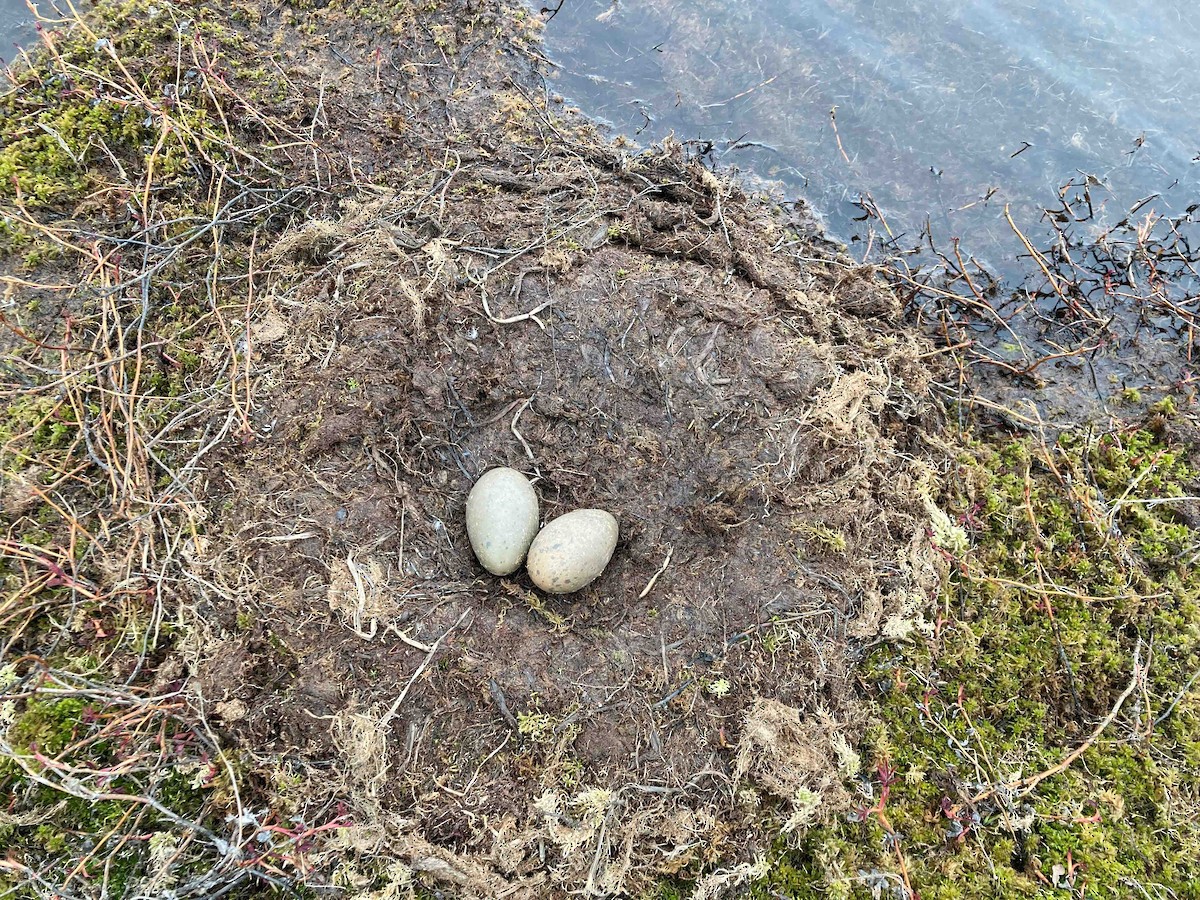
[526,509,618,594]
[466,467,540,575]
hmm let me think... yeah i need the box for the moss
[794,522,848,554]
[517,709,571,744]
[0,96,143,203]
[5,697,88,757]
[642,878,697,899]
[0,395,77,464]
[0,691,233,895]
[1152,397,1179,417]
[759,425,1200,898]
[0,0,274,209]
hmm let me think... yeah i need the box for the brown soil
[173,5,946,892]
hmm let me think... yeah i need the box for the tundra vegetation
[2,1,1197,898]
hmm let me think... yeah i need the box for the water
[540,0,1200,415]
[542,0,1199,268]
[0,0,34,59]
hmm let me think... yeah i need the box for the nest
[183,137,943,897]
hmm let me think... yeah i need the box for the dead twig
[638,546,674,599]
[379,609,471,731]
[829,106,852,166]
[510,398,538,468]
[481,289,555,329]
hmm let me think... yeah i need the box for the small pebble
[466,467,540,576]
[526,508,618,594]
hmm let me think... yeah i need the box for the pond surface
[0,0,34,59]
[540,0,1200,418]
[541,0,1199,273]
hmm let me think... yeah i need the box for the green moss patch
[0,0,248,206]
[756,422,1200,899]
[1,676,280,898]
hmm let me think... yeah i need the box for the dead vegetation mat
[1,0,945,895]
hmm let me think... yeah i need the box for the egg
[526,509,618,594]
[466,467,540,576]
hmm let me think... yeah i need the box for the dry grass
[1,1,325,893]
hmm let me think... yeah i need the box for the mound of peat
[187,140,943,895]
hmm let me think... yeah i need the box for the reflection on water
[542,0,1199,265]
[541,0,1200,417]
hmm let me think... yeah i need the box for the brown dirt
[175,5,946,886]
